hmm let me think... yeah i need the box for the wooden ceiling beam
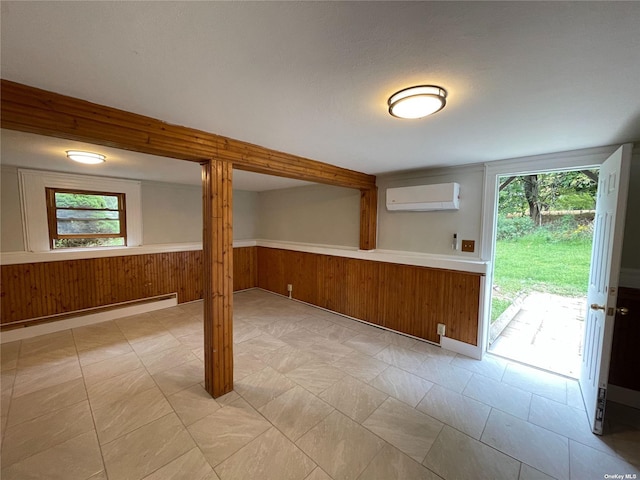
[0,80,376,190]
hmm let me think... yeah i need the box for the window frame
[18,169,142,252]
[45,187,128,249]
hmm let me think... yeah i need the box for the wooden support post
[359,187,378,250]
[202,159,234,397]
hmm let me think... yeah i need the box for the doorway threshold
[488,292,585,378]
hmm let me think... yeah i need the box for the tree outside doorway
[489,170,598,376]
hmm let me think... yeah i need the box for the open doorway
[488,169,598,377]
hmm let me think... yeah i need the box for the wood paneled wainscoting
[1,246,257,326]
[2,244,480,347]
[257,247,481,345]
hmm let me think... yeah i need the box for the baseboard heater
[0,293,178,343]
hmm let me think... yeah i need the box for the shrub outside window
[45,188,127,249]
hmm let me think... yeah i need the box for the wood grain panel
[343,258,382,325]
[1,246,257,326]
[359,188,378,251]
[202,160,234,397]
[2,245,479,346]
[234,246,257,291]
[257,247,481,346]
[257,247,286,296]
[256,249,319,305]
[317,255,348,314]
[1,80,375,191]
[287,251,319,305]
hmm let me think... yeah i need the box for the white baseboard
[608,384,640,409]
[0,295,178,344]
[440,336,481,360]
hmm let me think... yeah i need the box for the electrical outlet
[461,240,475,252]
[437,323,446,336]
[287,284,293,292]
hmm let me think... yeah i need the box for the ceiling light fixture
[66,150,106,164]
[388,85,447,119]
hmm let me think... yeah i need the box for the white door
[580,144,632,435]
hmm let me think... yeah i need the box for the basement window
[46,188,127,249]
[19,169,141,253]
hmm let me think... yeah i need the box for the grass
[490,298,512,323]
[491,232,592,322]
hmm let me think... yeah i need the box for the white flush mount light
[388,85,447,119]
[66,150,106,164]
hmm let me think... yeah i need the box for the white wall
[142,181,201,244]
[1,166,25,251]
[251,163,484,257]
[256,184,360,248]
[0,167,258,251]
[253,146,639,269]
[3,147,636,260]
[141,183,257,243]
[377,164,484,256]
[620,150,640,270]
[233,190,258,240]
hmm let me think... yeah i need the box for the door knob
[616,307,629,315]
[590,303,606,311]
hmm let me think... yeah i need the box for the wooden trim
[45,187,58,248]
[45,187,127,250]
[1,80,376,190]
[202,160,234,398]
[359,187,378,250]
[45,183,129,247]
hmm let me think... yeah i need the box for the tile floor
[1,289,638,480]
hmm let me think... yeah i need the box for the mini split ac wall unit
[386,182,460,211]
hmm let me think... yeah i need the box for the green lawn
[491,234,592,322]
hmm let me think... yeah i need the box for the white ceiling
[1,2,639,185]
[0,129,313,191]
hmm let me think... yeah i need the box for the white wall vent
[386,182,460,211]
